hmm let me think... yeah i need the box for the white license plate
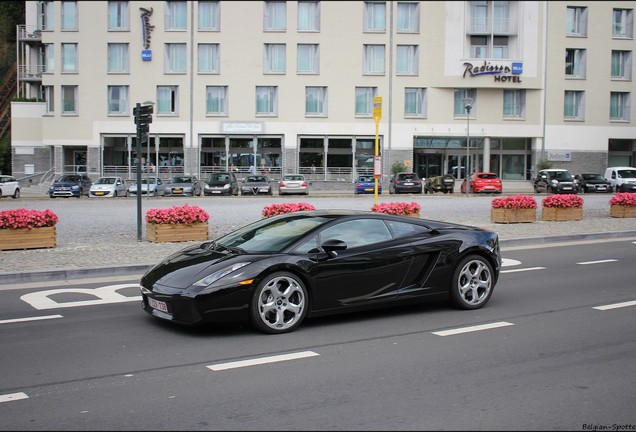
[211,190,221,194]
[148,298,168,313]
[563,187,572,190]
[404,182,414,186]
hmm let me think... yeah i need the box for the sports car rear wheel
[449,255,494,310]
[250,272,308,334]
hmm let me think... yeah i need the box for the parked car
[164,175,202,197]
[48,173,92,198]
[279,174,309,195]
[240,175,273,196]
[573,173,613,193]
[604,167,636,193]
[128,177,165,197]
[204,171,239,196]
[140,209,501,334]
[389,172,423,194]
[354,175,381,195]
[0,175,20,199]
[89,176,128,198]
[424,175,455,194]
[460,172,502,194]
[533,169,577,194]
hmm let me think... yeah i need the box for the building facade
[11,1,636,185]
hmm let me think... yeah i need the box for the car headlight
[193,262,252,288]
[550,179,558,186]
[222,184,230,189]
[71,185,80,190]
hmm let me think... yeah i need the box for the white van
[604,167,636,193]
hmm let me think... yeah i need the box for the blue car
[355,175,382,194]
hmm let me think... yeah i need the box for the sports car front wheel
[250,272,308,334]
[449,255,494,310]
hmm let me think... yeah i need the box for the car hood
[207,181,230,186]
[51,182,81,187]
[583,179,609,184]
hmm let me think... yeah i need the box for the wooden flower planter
[541,207,583,221]
[0,226,56,251]
[610,205,636,218]
[490,208,536,224]
[404,212,420,218]
[146,222,209,243]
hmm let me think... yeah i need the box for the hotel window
[256,86,278,115]
[206,86,228,115]
[264,1,286,32]
[613,8,634,39]
[355,87,377,116]
[492,36,508,59]
[364,1,386,32]
[564,90,585,120]
[198,1,220,31]
[503,89,525,118]
[44,44,54,72]
[610,92,630,121]
[165,1,187,30]
[108,86,128,115]
[297,44,319,74]
[306,86,327,116]
[565,48,586,78]
[107,43,129,73]
[61,43,77,73]
[44,86,54,114]
[363,44,385,75]
[454,89,476,117]
[470,36,488,59]
[396,45,418,75]
[397,2,419,33]
[566,6,587,37]
[38,1,54,31]
[404,88,427,118]
[198,44,220,73]
[611,50,632,80]
[61,1,77,31]
[157,86,179,115]
[61,85,78,114]
[108,1,129,31]
[164,43,187,73]
[298,1,320,32]
[264,44,286,74]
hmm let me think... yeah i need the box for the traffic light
[133,104,153,127]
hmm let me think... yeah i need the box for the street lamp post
[462,97,474,195]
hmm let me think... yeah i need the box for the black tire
[12,188,20,199]
[250,271,309,334]
[449,254,495,310]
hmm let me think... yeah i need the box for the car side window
[319,219,393,249]
[386,220,431,239]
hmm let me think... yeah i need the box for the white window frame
[396,45,418,76]
[44,44,55,73]
[454,88,476,117]
[256,86,278,116]
[610,92,631,121]
[264,44,286,74]
[404,87,426,118]
[39,1,55,31]
[198,1,220,31]
[61,1,78,31]
[44,86,54,114]
[198,43,220,74]
[107,85,129,115]
[565,48,586,79]
[396,2,419,33]
[305,86,327,117]
[364,1,386,32]
[61,85,78,115]
[206,86,228,115]
[613,8,634,39]
[611,50,632,80]
[564,90,585,120]
[157,85,179,115]
[165,1,187,31]
[566,6,587,37]
[264,1,286,32]
[108,1,129,31]
[297,44,319,74]
[363,44,385,75]
[61,43,78,73]
[164,43,187,73]
[503,89,525,119]
[107,43,129,73]
[298,1,320,32]
[355,87,377,116]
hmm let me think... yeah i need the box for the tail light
[279,181,285,187]
[301,181,307,187]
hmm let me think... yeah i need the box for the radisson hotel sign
[463,60,523,83]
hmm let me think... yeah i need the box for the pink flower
[541,194,584,208]
[0,208,58,230]
[609,192,636,207]
[146,204,210,224]
[491,195,537,210]
[370,201,421,216]
[261,202,316,218]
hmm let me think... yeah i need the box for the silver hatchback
[278,174,309,195]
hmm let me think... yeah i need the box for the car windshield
[582,174,604,181]
[246,176,268,183]
[58,175,81,182]
[398,174,418,181]
[283,175,304,181]
[618,170,636,178]
[548,171,572,180]
[477,174,498,179]
[209,173,230,182]
[358,176,374,182]
[171,177,193,183]
[96,178,116,185]
[215,214,328,253]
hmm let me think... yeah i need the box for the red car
[460,172,502,194]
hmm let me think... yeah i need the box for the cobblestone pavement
[2,182,635,284]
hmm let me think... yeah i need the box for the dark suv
[204,171,239,196]
[48,173,92,198]
[389,172,423,194]
[533,169,577,194]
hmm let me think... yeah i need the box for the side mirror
[321,239,347,258]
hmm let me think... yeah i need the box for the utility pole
[133,102,153,241]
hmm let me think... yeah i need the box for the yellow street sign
[373,96,382,122]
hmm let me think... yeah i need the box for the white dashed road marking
[0,315,63,325]
[433,321,514,336]
[207,351,319,371]
[577,259,618,265]
[0,392,29,403]
[593,300,636,311]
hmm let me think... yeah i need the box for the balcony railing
[18,65,45,81]
[467,18,518,35]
